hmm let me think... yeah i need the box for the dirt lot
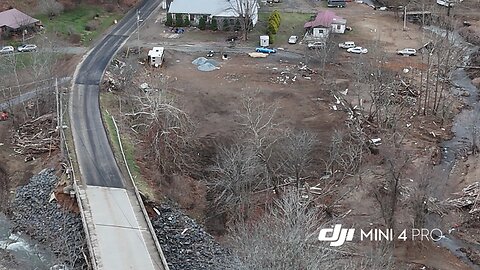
[102,1,480,268]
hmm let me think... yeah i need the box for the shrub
[165,13,173,27]
[184,16,190,27]
[222,19,230,31]
[199,16,206,30]
[267,21,278,35]
[85,20,98,31]
[210,18,218,31]
[175,14,184,27]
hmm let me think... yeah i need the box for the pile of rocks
[151,204,231,270]
[10,169,86,269]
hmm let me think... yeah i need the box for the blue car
[255,47,276,54]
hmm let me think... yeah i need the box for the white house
[168,0,258,28]
[304,11,346,40]
[148,47,164,67]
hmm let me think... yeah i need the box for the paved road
[70,0,166,269]
[71,0,159,187]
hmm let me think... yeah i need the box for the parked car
[397,48,417,56]
[17,44,37,52]
[338,41,356,49]
[436,0,454,7]
[0,46,14,54]
[347,46,368,54]
[288,36,298,44]
[307,42,325,49]
[255,47,276,53]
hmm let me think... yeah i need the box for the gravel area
[9,169,87,270]
[152,204,231,270]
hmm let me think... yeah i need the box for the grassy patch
[250,12,314,46]
[100,93,156,200]
[36,5,122,45]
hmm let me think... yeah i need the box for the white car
[0,46,14,54]
[288,36,298,44]
[338,41,355,49]
[307,42,325,49]
[347,46,368,54]
[397,48,417,56]
[17,44,37,52]
[436,0,454,7]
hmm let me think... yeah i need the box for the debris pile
[12,114,59,157]
[269,63,316,84]
[443,182,479,213]
[103,71,118,92]
[151,204,230,270]
[192,57,220,72]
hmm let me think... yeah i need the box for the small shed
[148,47,164,67]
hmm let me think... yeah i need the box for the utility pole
[137,10,141,53]
[403,6,407,31]
[55,78,64,157]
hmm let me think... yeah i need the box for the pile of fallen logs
[442,182,479,214]
[12,114,59,156]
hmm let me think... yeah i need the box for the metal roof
[0,9,39,29]
[304,10,346,28]
[168,0,256,17]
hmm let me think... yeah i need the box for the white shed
[148,47,164,67]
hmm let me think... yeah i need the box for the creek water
[0,213,54,270]
[423,25,480,270]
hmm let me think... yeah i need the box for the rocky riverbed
[152,204,231,270]
[9,169,87,270]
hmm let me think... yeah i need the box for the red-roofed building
[0,8,40,38]
[304,11,346,40]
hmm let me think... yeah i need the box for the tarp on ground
[197,63,219,72]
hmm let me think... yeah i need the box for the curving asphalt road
[70,1,167,269]
[71,0,160,187]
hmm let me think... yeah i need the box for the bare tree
[208,143,264,220]
[277,130,317,189]
[373,150,410,232]
[126,89,196,175]
[38,0,64,17]
[226,190,339,270]
[229,0,258,40]
[307,37,338,72]
[238,93,280,152]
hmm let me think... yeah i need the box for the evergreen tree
[210,18,218,31]
[199,16,206,30]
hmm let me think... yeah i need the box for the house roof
[168,0,255,17]
[304,11,346,28]
[0,9,39,30]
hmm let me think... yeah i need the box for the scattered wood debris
[12,114,59,157]
[435,182,480,214]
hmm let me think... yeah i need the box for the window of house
[319,29,324,33]
[190,14,194,21]
[337,25,341,30]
